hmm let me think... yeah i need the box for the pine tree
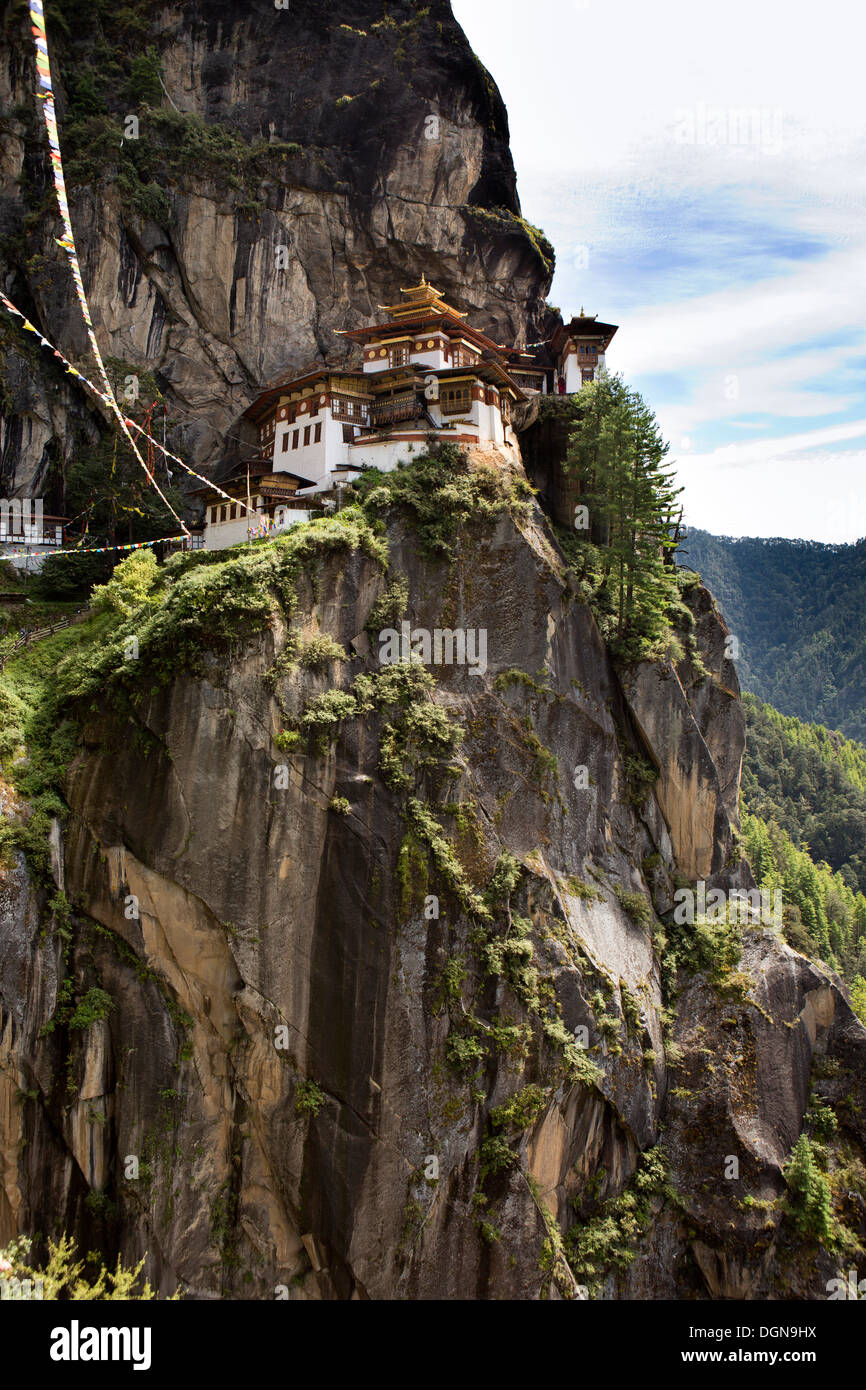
[783,1134,834,1243]
[564,374,683,658]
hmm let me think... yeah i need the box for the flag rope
[28,0,189,537]
[0,289,258,520]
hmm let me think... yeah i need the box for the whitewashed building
[198,280,617,550]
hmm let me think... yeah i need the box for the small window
[230,504,237,520]
[388,344,411,369]
[342,424,355,443]
[220,506,227,522]
[314,422,322,443]
[282,433,289,452]
[304,425,311,446]
[210,507,217,523]
[292,430,299,450]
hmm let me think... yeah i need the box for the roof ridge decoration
[378,276,468,320]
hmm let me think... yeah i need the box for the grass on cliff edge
[40,445,531,704]
[0,448,531,873]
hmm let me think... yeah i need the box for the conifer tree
[564,374,682,658]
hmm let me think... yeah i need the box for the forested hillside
[740,694,866,1009]
[681,530,866,741]
[742,694,866,893]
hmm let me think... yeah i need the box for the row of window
[440,386,473,415]
[209,496,262,524]
[281,421,323,452]
[332,398,366,423]
[378,345,477,370]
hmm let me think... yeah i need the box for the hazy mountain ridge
[680,528,866,741]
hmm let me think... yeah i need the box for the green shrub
[490,1084,549,1131]
[783,1134,834,1243]
[295,1079,326,1117]
[445,1032,485,1074]
[613,886,652,927]
[566,1146,672,1291]
[298,634,347,669]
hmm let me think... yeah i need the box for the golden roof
[378,274,467,320]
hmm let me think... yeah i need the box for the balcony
[368,394,421,427]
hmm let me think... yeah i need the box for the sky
[451,0,866,542]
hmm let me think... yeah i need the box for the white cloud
[452,0,866,540]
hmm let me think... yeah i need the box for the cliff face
[2,451,864,1298]
[0,0,553,497]
[2,1,865,1305]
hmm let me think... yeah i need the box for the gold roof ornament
[378,276,467,320]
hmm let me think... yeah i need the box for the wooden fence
[0,607,91,670]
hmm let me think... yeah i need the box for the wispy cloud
[452,0,866,541]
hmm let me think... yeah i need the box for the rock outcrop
[0,0,554,499]
[2,455,863,1298]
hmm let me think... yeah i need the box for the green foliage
[33,551,114,599]
[41,980,113,1037]
[328,796,350,815]
[620,983,642,1033]
[91,549,162,618]
[565,876,603,902]
[353,444,532,557]
[493,668,553,697]
[478,1134,515,1180]
[68,987,114,1030]
[50,402,187,554]
[560,375,683,661]
[660,910,744,999]
[396,831,430,921]
[297,634,348,669]
[59,102,302,224]
[274,729,301,752]
[742,693,866,896]
[741,809,866,983]
[54,513,387,704]
[0,1234,173,1300]
[295,1079,326,1117]
[406,798,488,919]
[850,975,866,1024]
[121,47,163,105]
[783,1134,834,1243]
[445,1031,485,1074]
[436,955,467,1003]
[565,1146,672,1291]
[0,621,94,880]
[490,1084,549,1131]
[681,529,866,742]
[365,575,409,634]
[623,752,659,806]
[613,885,652,927]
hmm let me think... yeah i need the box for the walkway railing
[0,607,91,670]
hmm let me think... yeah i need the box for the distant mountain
[742,692,866,889]
[680,529,866,741]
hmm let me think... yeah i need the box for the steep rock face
[0,0,553,495]
[2,467,863,1298]
[621,581,747,885]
